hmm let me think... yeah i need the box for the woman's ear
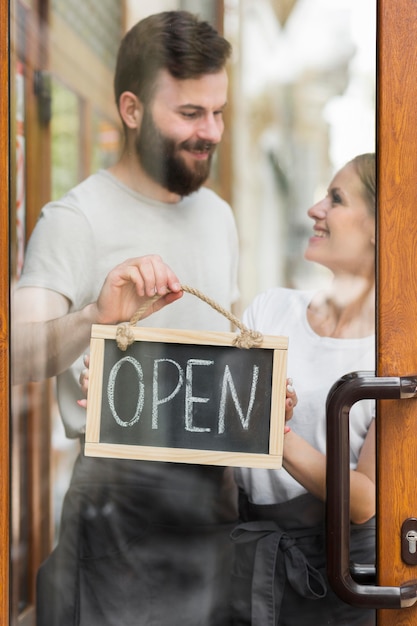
[118,91,143,130]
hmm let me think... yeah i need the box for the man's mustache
[180,139,217,154]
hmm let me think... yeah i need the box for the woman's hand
[77,354,89,409]
[284,378,297,433]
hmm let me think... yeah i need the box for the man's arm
[12,287,96,383]
[12,255,183,385]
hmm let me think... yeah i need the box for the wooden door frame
[377,0,417,623]
[0,0,10,624]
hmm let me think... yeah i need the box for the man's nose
[197,114,224,144]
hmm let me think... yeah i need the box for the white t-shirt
[235,287,375,505]
[17,170,240,437]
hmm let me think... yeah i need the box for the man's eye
[181,111,198,119]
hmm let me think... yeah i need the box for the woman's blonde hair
[349,153,376,215]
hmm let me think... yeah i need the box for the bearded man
[13,11,239,626]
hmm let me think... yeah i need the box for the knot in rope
[115,323,136,352]
[233,329,263,349]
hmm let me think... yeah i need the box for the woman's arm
[282,419,375,524]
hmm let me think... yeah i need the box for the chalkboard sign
[85,325,288,468]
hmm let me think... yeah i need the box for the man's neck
[108,151,182,204]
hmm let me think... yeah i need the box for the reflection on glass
[9,2,376,625]
[51,79,80,200]
[91,114,121,172]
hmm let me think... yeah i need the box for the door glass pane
[10,1,376,624]
[51,79,80,200]
[91,113,121,172]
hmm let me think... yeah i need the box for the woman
[231,153,376,625]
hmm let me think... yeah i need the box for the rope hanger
[115,284,264,351]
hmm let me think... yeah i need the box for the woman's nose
[307,198,327,219]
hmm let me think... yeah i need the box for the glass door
[5,1,381,624]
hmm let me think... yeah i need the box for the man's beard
[135,108,216,197]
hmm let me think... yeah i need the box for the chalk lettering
[107,356,144,427]
[106,355,262,435]
[152,359,184,429]
[218,364,259,434]
[185,359,213,432]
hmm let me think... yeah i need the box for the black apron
[230,491,376,626]
[36,447,238,626]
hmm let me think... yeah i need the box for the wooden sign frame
[85,324,288,468]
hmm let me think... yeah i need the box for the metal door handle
[326,371,417,609]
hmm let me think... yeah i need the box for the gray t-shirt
[17,170,239,437]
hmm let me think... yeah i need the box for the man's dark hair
[114,10,232,107]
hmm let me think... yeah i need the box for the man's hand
[12,254,183,384]
[94,255,183,325]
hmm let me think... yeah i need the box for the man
[13,11,239,625]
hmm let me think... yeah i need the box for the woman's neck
[307,275,375,338]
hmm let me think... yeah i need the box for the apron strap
[231,521,327,626]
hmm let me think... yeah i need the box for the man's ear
[118,91,143,129]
